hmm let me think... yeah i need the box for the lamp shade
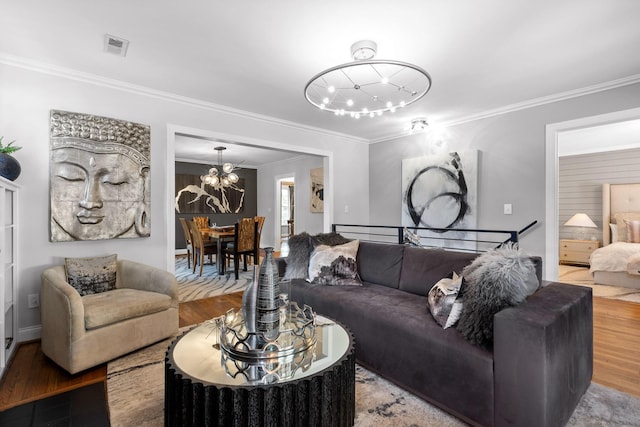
[564,213,597,228]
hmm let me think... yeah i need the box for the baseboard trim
[19,325,41,342]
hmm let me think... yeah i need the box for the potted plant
[0,136,22,181]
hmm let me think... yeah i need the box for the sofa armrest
[118,260,178,307]
[41,266,86,344]
[493,282,593,427]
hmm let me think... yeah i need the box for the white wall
[0,61,370,340]
[256,154,325,249]
[369,82,640,275]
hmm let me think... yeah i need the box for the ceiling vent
[103,34,129,57]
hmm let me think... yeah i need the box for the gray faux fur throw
[456,243,538,350]
[283,232,351,280]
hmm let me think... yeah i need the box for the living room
[1,1,640,425]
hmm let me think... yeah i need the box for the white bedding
[589,242,640,273]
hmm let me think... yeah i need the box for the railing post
[398,227,404,244]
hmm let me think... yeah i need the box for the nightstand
[559,239,601,266]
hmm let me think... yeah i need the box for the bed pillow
[614,213,640,242]
[609,223,619,243]
[456,243,539,349]
[307,240,361,286]
[427,272,464,329]
[624,219,640,243]
[64,254,118,296]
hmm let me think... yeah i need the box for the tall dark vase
[0,154,21,181]
[255,247,280,342]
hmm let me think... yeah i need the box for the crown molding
[0,52,368,144]
[370,73,640,144]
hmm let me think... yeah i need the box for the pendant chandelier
[304,40,432,118]
[200,146,239,188]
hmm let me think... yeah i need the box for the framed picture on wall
[310,167,324,213]
[175,173,245,214]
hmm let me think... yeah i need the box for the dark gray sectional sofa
[280,241,593,427]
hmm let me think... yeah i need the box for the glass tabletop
[170,317,350,386]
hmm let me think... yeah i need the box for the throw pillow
[283,232,312,280]
[624,219,640,243]
[427,272,464,329]
[284,232,352,280]
[307,240,361,286]
[456,243,539,349]
[64,254,118,296]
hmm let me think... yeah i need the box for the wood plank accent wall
[559,147,640,242]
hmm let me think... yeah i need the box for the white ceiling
[2,0,640,161]
[558,119,640,157]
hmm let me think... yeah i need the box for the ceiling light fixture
[200,146,240,188]
[304,40,432,118]
[408,117,429,134]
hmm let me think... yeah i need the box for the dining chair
[178,218,194,269]
[193,216,209,229]
[249,216,265,265]
[187,220,217,276]
[222,218,258,280]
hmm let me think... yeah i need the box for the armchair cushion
[82,288,172,330]
[65,254,117,296]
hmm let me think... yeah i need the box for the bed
[589,183,640,290]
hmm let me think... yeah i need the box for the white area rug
[558,265,640,303]
[107,328,640,427]
[175,256,253,302]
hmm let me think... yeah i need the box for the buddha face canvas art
[49,110,151,242]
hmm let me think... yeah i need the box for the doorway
[545,107,640,280]
[279,177,294,256]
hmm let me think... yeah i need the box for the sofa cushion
[398,247,478,296]
[308,240,361,286]
[82,288,172,330]
[356,241,405,289]
[65,254,117,296]
[289,279,495,426]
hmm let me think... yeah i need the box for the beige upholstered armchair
[41,259,179,374]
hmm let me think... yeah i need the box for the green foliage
[0,136,21,154]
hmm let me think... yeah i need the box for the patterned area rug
[558,265,640,303]
[175,256,254,302]
[107,328,640,427]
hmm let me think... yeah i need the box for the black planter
[0,154,21,181]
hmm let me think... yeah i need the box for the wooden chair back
[254,216,265,247]
[179,218,193,246]
[193,216,209,229]
[187,220,207,250]
[236,217,257,253]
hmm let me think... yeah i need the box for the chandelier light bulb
[201,145,240,189]
[304,40,432,120]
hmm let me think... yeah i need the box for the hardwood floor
[0,292,638,413]
[0,292,243,412]
[592,297,640,396]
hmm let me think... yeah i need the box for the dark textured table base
[165,335,355,427]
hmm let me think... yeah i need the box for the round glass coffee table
[165,316,355,426]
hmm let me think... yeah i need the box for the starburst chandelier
[304,40,432,118]
[200,146,239,188]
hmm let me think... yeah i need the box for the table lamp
[564,213,597,240]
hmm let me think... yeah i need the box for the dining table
[199,226,235,275]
